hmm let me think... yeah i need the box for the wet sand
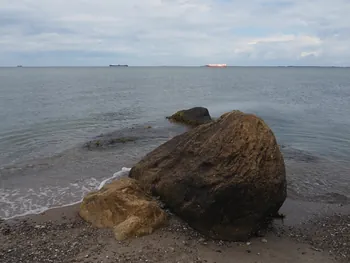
[1,198,349,263]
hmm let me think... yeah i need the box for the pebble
[1,209,349,263]
[288,213,350,262]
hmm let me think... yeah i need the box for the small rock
[261,239,268,243]
[246,242,251,246]
[311,247,323,252]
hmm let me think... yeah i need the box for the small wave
[98,167,131,189]
[0,167,131,220]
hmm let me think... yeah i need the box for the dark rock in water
[82,124,190,151]
[83,124,188,151]
[166,107,212,126]
[84,137,137,150]
[130,110,287,241]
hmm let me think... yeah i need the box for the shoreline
[1,197,349,263]
[1,143,348,220]
[3,196,349,225]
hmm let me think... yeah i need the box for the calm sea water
[0,67,349,219]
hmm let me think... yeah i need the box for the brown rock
[166,107,212,126]
[130,110,286,241]
[79,178,167,240]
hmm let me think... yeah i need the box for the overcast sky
[1,0,350,66]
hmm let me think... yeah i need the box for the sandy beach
[1,197,349,263]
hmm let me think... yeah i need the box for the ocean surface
[0,67,349,219]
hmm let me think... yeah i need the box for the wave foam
[0,167,131,220]
[98,167,131,190]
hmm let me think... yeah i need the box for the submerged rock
[130,110,287,241]
[166,107,212,126]
[84,137,137,150]
[79,178,167,240]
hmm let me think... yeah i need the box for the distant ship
[205,64,227,68]
[109,64,128,67]
[17,65,23,67]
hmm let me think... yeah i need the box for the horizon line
[1,65,349,68]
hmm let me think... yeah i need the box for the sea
[0,66,349,219]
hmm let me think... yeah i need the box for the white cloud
[300,51,321,58]
[0,0,350,66]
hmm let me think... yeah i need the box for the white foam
[98,167,131,190]
[0,167,131,220]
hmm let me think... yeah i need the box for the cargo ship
[109,64,128,67]
[205,64,227,68]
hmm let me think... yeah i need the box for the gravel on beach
[0,204,348,263]
[287,213,350,262]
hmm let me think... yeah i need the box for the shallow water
[0,67,350,218]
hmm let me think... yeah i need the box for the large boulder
[166,107,212,126]
[79,178,167,240]
[129,110,286,241]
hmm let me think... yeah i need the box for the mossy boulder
[130,110,287,241]
[166,107,212,126]
[79,177,167,240]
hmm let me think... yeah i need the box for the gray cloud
[0,0,350,66]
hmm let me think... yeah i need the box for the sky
[1,0,350,66]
